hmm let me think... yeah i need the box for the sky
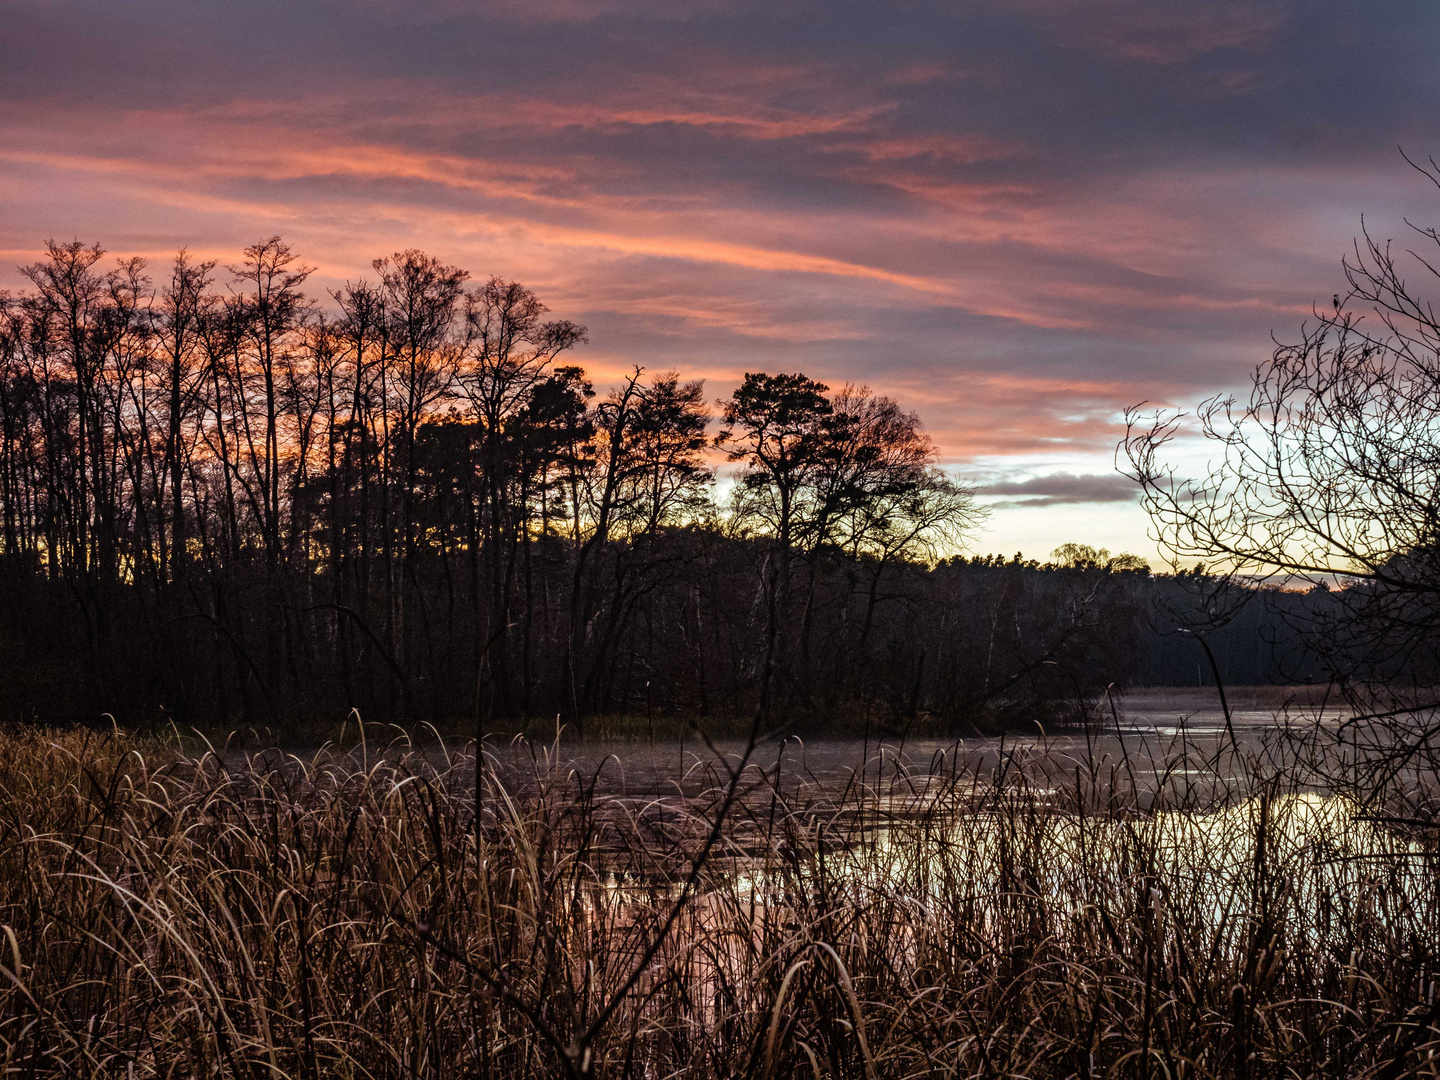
[4,0,1440,563]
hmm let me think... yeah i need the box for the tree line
[0,237,1318,733]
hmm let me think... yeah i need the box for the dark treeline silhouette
[0,238,1324,732]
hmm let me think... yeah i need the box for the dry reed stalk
[0,722,1433,1077]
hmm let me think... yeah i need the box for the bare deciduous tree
[1124,159,1440,763]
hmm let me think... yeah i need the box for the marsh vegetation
[0,706,1437,1078]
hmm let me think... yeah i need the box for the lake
[464,684,1355,799]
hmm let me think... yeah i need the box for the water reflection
[478,686,1355,800]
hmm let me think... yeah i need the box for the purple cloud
[977,472,1142,507]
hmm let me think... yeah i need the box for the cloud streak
[977,472,1142,507]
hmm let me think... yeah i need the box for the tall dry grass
[0,721,1435,1078]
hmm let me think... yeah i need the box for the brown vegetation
[0,723,1436,1077]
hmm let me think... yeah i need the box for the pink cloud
[0,5,1419,503]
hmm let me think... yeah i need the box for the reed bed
[0,722,1436,1078]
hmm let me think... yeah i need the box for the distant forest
[0,238,1327,732]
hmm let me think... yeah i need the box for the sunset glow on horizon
[5,0,1438,564]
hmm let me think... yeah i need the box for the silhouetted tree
[2,234,1248,736]
[1125,165,1440,696]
